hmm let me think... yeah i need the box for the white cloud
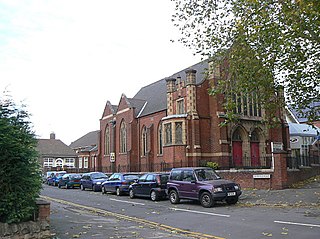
[0,0,202,144]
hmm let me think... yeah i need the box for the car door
[180,170,198,199]
[111,174,121,192]
[105,174,116,192]
[133,174,147,196]
[143,174,156,196]
[81,174,88,188]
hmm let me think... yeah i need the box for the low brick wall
[218,164,320,190]
[218,169,274,189]
[287,165,320,186]
[0,200,51,239]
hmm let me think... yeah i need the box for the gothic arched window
[120,121,127,153]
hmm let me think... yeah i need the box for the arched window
[105,126,110,155]
[250,130,259,142]
[164,123,172,145]
[158,124,163,154]
[55,158,63,167]
[120,121,127,153]
[142,126,147,156]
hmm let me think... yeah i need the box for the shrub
[206,161,219,170]
[0,95,42,223]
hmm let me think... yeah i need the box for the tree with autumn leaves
[172,0,319,124]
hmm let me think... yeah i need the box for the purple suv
[167,167,241,208]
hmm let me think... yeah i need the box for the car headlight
[213,187,223,193]
[234,185,240,190]
[96,182,102,185]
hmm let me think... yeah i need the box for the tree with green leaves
[0,93,42,223]
[172,0,320,124]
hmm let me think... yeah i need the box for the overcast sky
[0,0,202,145]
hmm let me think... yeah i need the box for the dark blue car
[80,172,109,192]
[101,173,140,196]
[129,172,169,201]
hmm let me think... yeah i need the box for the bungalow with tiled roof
[37,133,77,172]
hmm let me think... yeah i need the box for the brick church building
[98,60,290,179]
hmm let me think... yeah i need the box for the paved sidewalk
[50,201,197,239]
[239,176,320,207]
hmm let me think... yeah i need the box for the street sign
[110,152,115,163]
[253,174,271,179]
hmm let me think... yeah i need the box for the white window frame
[79,157,83,168]
[84,157,89,168]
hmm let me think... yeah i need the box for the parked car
[44,171,56,184]
[101,173,141,196]
[47,171,67,186]
[129,172,169,201]
[167,167,242,208]
[58,173,82,189]
[80,172,109,192]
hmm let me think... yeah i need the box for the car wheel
[102,186,106,194]
[129,189,135,199]
[226,196,238,205]
[200,192,214,208]
[169,190,180,204]
[80,184,85,191]
[150,190,159,201]
[116,187,122,196]
[58,184,61,188]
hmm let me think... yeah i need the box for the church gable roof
[134,60,209,117]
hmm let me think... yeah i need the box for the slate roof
[37,139,77,157]
[69,130,99,149]
[127,98,147,117]
[288,102,320,123]
[133,60,209,117]
[288,123,320,137]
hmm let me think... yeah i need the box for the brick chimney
[50,132,55,139]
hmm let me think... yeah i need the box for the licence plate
[227,192,236,196]
[73,184,80,187]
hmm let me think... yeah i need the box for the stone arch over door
[231,126,248,167]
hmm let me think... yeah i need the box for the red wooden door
[250,142,260,167]
[232,141,243,167]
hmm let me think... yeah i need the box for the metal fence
[287,155,320,169]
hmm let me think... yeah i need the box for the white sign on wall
[271,142,283,153]
[110,152,115,162]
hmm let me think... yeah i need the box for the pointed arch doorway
[250,130,260,167]
[232,128,243,167]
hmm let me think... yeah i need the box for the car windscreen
[123,175,140,180]
[92,173,108,179]
[70,174,81,179]
[195,169,221,181]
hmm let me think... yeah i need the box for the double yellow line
[41,195,224,239]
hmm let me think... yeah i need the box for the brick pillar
[36,200,50,222]
[272,153,288,189]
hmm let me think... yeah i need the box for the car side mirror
[190,180,196,184]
